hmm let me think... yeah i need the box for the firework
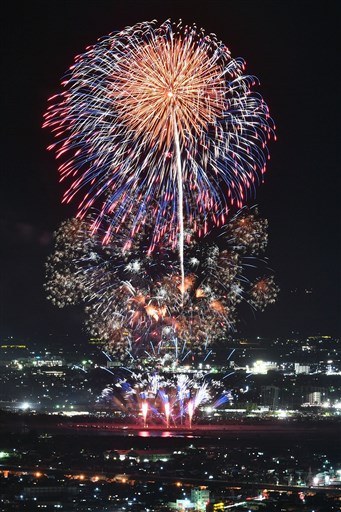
[98,367,230,427]
[224,207,268,254]
[44,218,95,307]
[43,19,275,287]
[249,276,279,311]
[45,208,278,360]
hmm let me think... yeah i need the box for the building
[247,360,278,374]
[294,363,310,374]
[308,391,322,405]
[191,487,210,511]
[261,385,280,410]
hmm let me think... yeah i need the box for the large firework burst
[43,19,275,286]
[45,208,278,361]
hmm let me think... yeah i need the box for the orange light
[145,305,159,321]
[195,288,206,298]
[178,275,195,294]
[210,300,225,314]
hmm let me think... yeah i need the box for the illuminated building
[191,487,210,511]
[247,360,278,374]
[308,391,322,405]
[294,363,310,374]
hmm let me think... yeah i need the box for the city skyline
[1,0,340,342]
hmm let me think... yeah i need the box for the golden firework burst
[113,35,225,149]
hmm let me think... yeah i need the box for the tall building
[261,385,280,410]
[191,487,210,511]
[308,392,322,405]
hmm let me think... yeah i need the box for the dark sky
[1,0,340,343]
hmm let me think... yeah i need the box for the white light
[20,402,30,411]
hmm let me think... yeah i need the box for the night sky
[1,0,339,343]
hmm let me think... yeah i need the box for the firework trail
[43,19,275,290]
